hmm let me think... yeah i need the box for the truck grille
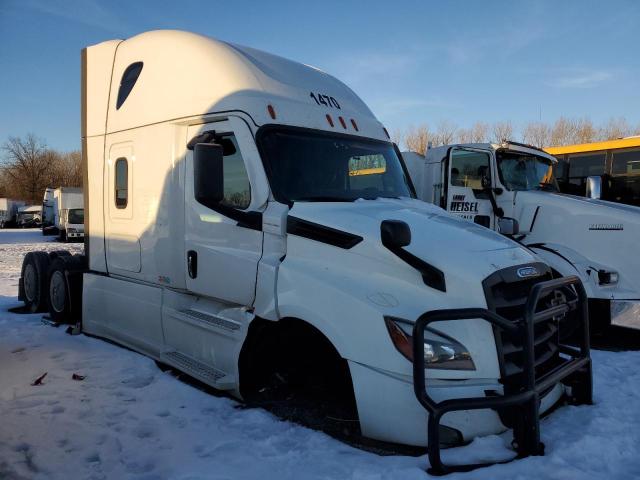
[483,263,567,395]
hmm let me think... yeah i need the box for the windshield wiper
[536,182,557,191]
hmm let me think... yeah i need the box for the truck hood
[514,190,640,297]
[288,197,538,284]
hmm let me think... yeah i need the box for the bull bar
[412,276,592,475]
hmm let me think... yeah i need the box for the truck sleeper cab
[404,142,640,332]
[20,31,591,475]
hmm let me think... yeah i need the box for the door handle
[187,250,198,279]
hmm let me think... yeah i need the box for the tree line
[394,116,640,155]
[0,134,82,204]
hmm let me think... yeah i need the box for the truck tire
[21,252,51,313]
[47,255,84,324]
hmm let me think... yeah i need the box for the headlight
[384,317,475,370]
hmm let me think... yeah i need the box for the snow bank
[1,230,639,479]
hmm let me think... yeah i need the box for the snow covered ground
[1,230,640,479]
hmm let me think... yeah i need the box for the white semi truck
[42,187,56,235]
[403,142,640,332]
[16,204,42,228]
[0,198,25,228]
[18,31,592,474]
[51,187,84,242]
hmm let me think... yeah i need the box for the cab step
[161,350,235,390]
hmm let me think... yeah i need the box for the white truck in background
[403,142,640,332]
[52,187,84,242]
[42,187,56,235]
[18,31,592,475]
[0,198,25,228]
[16,204,42,228]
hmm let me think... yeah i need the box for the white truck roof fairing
[84,30,385,140]
[425,142,558,164]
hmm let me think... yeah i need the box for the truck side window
[450,150,490,189]
[220,135,251,209]
[612,149,640,176]
[116,62,143,110]
[115,158,128,208]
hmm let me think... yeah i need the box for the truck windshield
[68,208,84,224]
[258,128,414,202]
[496,151,558,192]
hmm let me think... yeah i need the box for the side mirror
[381,220,411,249]
[481,175,492,189]
[498,217,520,236]
[586,176,602,200]
[194,143,224,209]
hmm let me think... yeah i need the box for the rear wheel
[21,252,50,312]
[46,255,84,324]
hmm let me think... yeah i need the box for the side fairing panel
[103,123,187,288]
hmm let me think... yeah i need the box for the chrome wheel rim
[49,270,66,313]
[24,263,37,302]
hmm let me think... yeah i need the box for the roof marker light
[338,116,347,129]
[351,119,359,131]
[267,104,276,120]
[383,127,390,139]
[326,114,334,127]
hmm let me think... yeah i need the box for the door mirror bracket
[498,217,520,236]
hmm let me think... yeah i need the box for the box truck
[18,31,591,474]
[404,141,640,333]
[0,198,25,228]
[52,187,84,242]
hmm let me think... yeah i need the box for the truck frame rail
[412,276,592,475]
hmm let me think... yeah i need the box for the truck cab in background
[52,187,84,242]
[404,142,640,331]
[42,187,57,235]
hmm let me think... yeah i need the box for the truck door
[446,147,495,229]
[184,119,263,306]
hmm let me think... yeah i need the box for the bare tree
[458,122,489,144]
[433,120,457,146]
[390,128,403,147]
[54,151,83,187]
[1,134,61,203]
[491,121,514,143]
[550,117,579,146]
[403,124,431,155]
[574,117,597,144]
[597,117,632,141]
[522,122,551,147]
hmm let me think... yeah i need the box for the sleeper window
[115,158,128,208]
[116,62,143,110]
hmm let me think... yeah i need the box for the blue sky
[1,0,638,151]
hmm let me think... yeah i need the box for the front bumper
[611,300,640,329]
[413,276,592,475]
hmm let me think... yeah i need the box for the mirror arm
[483,187,504,218]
